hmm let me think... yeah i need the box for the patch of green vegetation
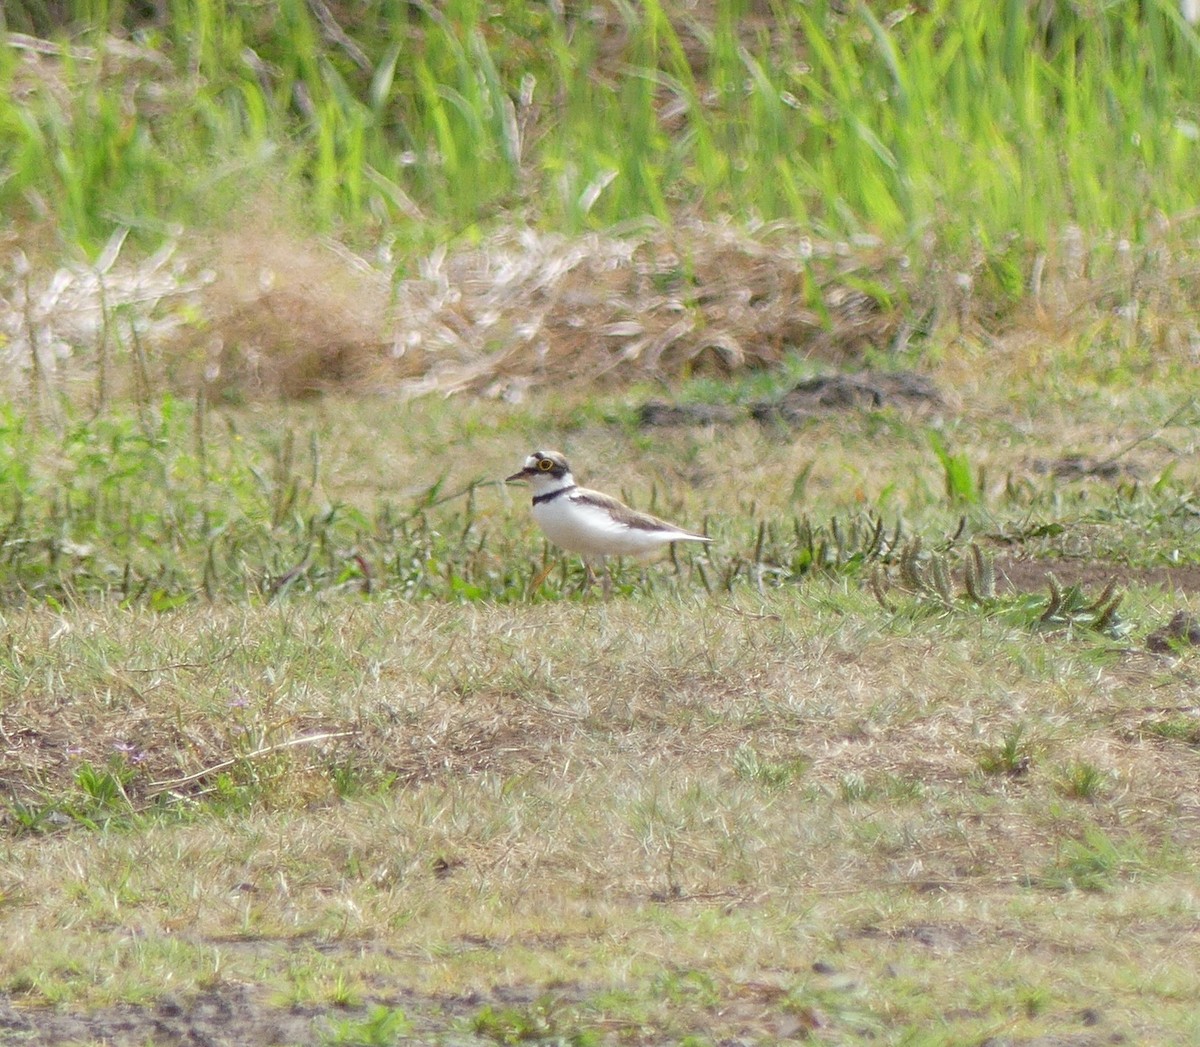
[7,756,153,835]
[731,744,808,790]
[1040,827,1150,893]
[322,1004,411,1046]
[1141,716,1200,745]
[836,772,925,805]
[928,432,981,506]
[469,996,601,1046]
[1053,761,1112,802]
[672,352,827,407]
[651,967,720,1008]
[871,541,1134,642]
[0,397,530,605]
[70,759,136,826]
[2,381,1197,614]
[748,512,904,589]
[978,724,1036,778]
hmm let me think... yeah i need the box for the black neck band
[532,484,574,506]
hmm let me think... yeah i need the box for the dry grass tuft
[389,223,905,399]
[0,223,186,411]
[163,223,395,401]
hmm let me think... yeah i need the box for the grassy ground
[2,376,1200,1045]
[3,2,1200,1045]
[4,581,1200,1044]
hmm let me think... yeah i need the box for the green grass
[1041,827,1154,892]
[321,1004,411,1046]
[0,386,1196,610]
[0,375,1198,615]
[978,723,1036,777]
[2,0,1199,255]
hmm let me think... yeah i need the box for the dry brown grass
[3,591,1199,1040]
[1,218,901,405]
[6,217,1200,411]
[383,223,906,399]
[163,225,396,400]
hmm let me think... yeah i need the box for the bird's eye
[538,459,554,471]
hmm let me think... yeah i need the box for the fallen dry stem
[145,730,358,798]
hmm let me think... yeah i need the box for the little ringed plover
[506,450,711,588]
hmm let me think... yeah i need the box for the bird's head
[505,450,573,488]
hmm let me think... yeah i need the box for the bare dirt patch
[638,370,948,428]
[0,982,570,1047]
[0,985,326,1047]
[750,370,947,425]
[991,555,1200,598]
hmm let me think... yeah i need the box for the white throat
[528,471,576,498]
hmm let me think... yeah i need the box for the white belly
[532,495,692,559]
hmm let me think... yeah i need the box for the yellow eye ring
[538,459,554,471]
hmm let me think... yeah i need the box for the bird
[505,449,711,592]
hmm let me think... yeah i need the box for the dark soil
[0,986,327,1047]
[992,556,1200,598]
[750,370,946,424]
[0,983,529,1047]
[637,369,946,428]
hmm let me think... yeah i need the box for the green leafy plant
[469,997,600,1046]
[322,1004,411,1046]
[68,759,137,829]
[732,745,808,789]
[929,432,980,506]
[745,512,904,592]
[871,542,1130,640]
[978,725,1035,778]
[1054,761,1111,801]
[5,799,62,836]
[1041,828,1148,892]
[1034,576,1125,635]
